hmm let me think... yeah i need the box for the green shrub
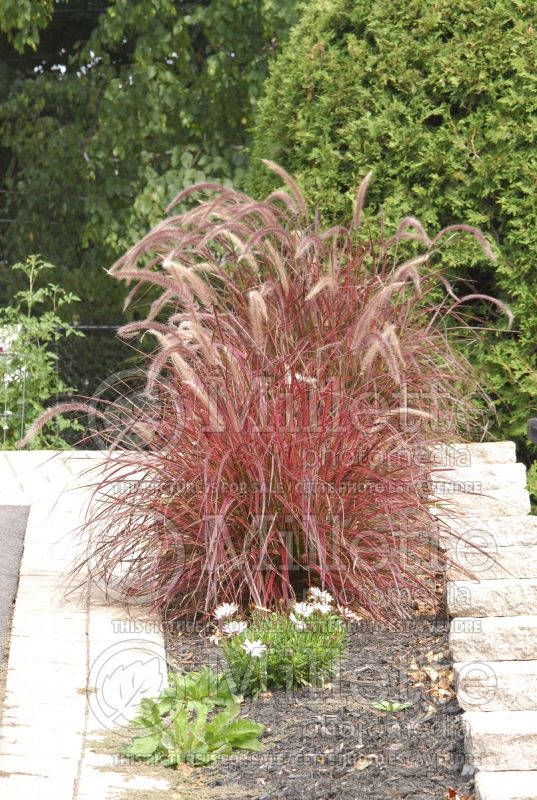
[249,0,537,470]
[0,256,82,448]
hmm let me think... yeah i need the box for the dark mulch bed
[163,613,472,800]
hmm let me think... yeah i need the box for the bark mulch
[163,613,473,800]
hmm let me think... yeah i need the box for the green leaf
[135,698,163,730]
[231,736,263,752]
[372,700,412,712]
[124,733,161,758]
[223,718,265,746]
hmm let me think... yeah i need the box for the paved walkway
[438,442,537,800]
[0,451,171,800]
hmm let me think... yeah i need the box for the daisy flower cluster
[289,587,362,630]
[210,601,266,657]
[210,588,356,696]
[210,589,361,656]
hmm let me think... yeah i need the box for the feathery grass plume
[305,276,339,302]
[260,159,308,220]
[352,171,373,230]
[247,290,269,351]
[25,164,508,622]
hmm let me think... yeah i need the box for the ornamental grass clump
[22,163,504,621]
[212,589,350,696]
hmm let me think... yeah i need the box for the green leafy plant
[0,255,82,448]
[153,667,241,715]
[124,668,264,767]
[214,590,349,697]
[526,461,537,513]
[371,700,412,713]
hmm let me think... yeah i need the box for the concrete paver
[0,451,170,799]
[476,771,537,800]
[443,444,537,797]
[450,616,537,661]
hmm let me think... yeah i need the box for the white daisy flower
[222,620,248,636]
[240,639,267,658]
[337,604,362,622]
[308,587,333,605]
[289,612,307,631]
[213,602,239,620]
[312,602,333,615]
[293,601,314,618]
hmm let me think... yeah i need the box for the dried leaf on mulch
[446,788,473,800]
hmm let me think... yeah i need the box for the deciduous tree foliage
[0,0,297,321]
[0,0,55,51]
[250,0,537,463]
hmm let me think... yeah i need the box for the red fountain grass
[21,164,507,622]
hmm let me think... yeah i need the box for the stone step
[448,578,537,617]
[440,515,537,548]
[430,441,517,466]
[464,710,537,770]
[454,660,537,711]
[432,462,526,492]
[476,771,537,800]
[433,488,531,518]
[450,616,537,661]
[446,545,537,580]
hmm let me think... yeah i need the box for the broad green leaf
[124,733,161,758]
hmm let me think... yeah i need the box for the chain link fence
[53,324,135,396]
[1,324,150,449]
[52,324,151,448]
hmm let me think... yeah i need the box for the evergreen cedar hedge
[249,0,537,470]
